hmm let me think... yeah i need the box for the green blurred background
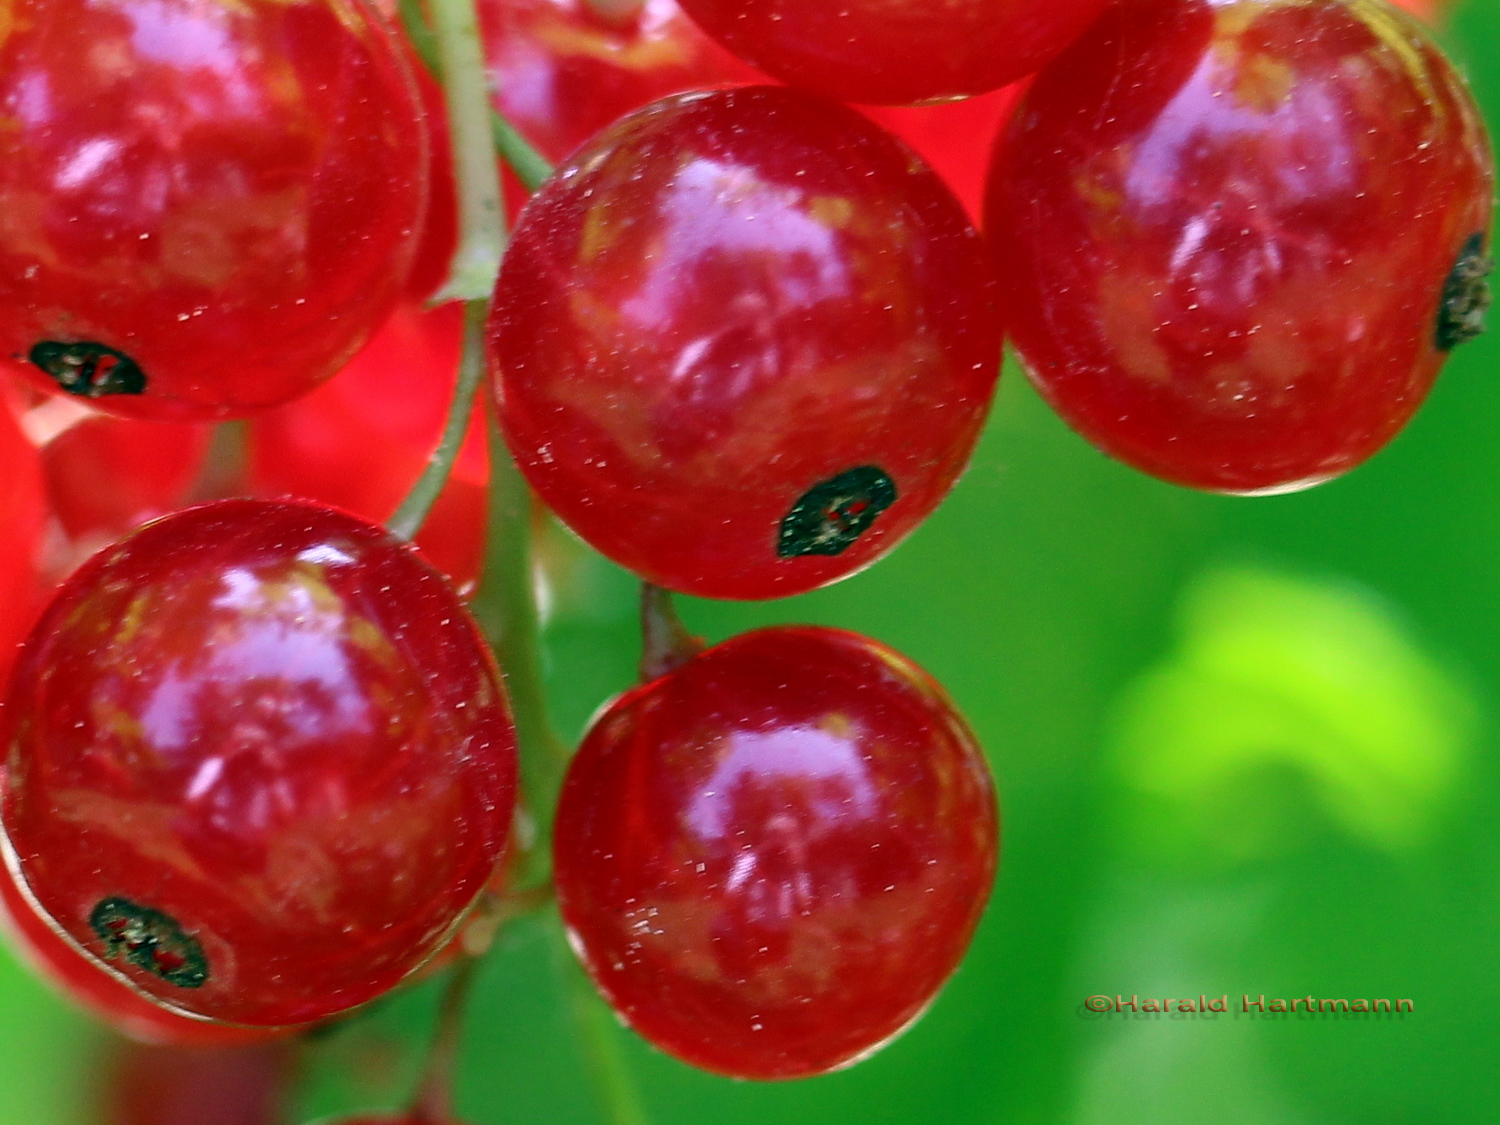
[10,2,1500,1121]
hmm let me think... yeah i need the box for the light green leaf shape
[1109,567,1476,863]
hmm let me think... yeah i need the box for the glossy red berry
[0,397,48,681]
[105,1039,292,1125]
[676,0,1109,105]
[35,412,211,543]
[859,83,1029,225]
[986,0,1494,494]
[490,87,1001,600]
[554,626,998,1079]
[404,66,461,304]
[479,0,759,166]
[1,500,517,1026]
[0,859,289,1047]
[0,0,428,421]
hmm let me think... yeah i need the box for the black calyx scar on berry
[29,340,147,397]
[1436,232,1492,351]
[90,896,209,989]
[778,466,897,558]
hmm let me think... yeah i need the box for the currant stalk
[398,0,555,193]
[409,959,479,1123]
[563,941,652,1125]
[388,302,489,541]
[428,0,507,302]
[470,413,568,889]
[638,584,703,682]
[489,116,553,194]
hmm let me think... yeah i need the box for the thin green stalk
[397,0,440,75]
[388,300,487,540]
[471,408,569,888]
[186,419,248,503]
[411,957,478,1124]
[559,928,651,1125]
[428,0,505,300]
[638,583,703,682]
[491,112,554,193]
[398,0,553,198]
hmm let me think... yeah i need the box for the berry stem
[397,0,441,75]
[581,0,646,25]
[410,957,478,1123]
[185,419,248,503]
[561,934,651,1125]
[471,407,569,888]
[639,583,703,681]
[396,0,553,198]
[458,882,554,957]
[427,0,505,301]
[388,299,487,541]
[490,112,553,194]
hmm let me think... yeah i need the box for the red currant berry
[859,82,1029,225]
[36,413,211,543]
[107,1039,291,1125]
[1,500,517,1026]
[0,859,289,1046]
[479,0,760,166]
[0,397,48,680]
[249,302,486,589]
[0,0,428,421]
[1390,0,1447,23]
[489,87,1001,600]
[404,65,462,304]
[554,626,998,1079]
[986,0,1494,494]
[676,0,1109,105]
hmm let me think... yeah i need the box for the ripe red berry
[36,413,211,543]
[676,0,1109,105]
[479,0,759,166]
[490,87,1001,600]
[404,66,462,305]
[0,0,428,421]
[0,500,517,1026]
[105,1039,292,1125]
[554,626,998,1079]
[0,859,289,1047]
[986,0,1494,494]
[859,83,1029,225]
[0,397,48,681]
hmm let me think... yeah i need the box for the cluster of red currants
[0,0,1490,1115]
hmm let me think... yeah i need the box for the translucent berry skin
[860,83,1029,225]
[107,1039,291,1125]
[986,0,1494,494]
[0,860,289,1047]
[39,414,211,542]
[0,0,427,421]
[554,626,998,1080]
[0,400,47,683]
[490,88,1001,600]
[0,500,517,1026]
[676,0,1109,105]
[479,0,760,166]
